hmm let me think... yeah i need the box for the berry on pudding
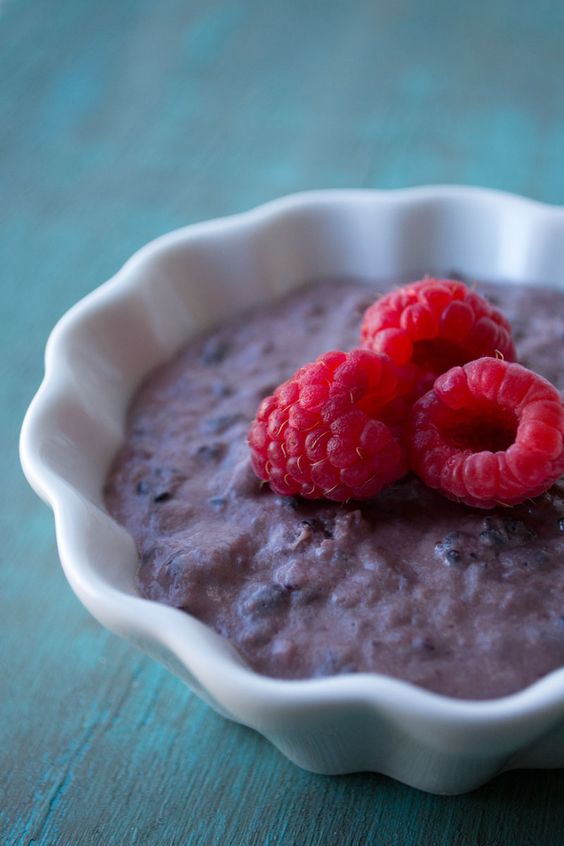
[408,358,564,509]
[248,349,409,501]
[361,277,516,398]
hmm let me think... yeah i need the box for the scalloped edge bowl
[20,187,564,794]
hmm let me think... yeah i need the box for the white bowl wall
[21,187,564,794]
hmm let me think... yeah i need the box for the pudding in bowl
[104,276,564,700]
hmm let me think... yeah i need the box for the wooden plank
[2,0,564,843]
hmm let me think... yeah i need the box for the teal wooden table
[3,0,564,843]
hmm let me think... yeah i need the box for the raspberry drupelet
[408,357,564,509]
[248,349,409,501]
[361,277,516,399]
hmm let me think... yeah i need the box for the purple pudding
[104,279,564,699]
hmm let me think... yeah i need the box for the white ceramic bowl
[20,187,564,795]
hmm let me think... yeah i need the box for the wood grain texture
[2,0,564,843]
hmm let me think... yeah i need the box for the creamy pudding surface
[104,279,564,699]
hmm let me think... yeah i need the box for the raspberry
[408,358,564,509]
[361,277,516,398]
[248,349,409,501]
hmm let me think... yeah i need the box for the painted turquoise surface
[2,0,564,843]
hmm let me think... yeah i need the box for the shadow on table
[188,713,564,846]
[325,766,564,846]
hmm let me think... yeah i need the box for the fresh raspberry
[361,277,516,398]
[248,349,409,501]
[408,358,564,509]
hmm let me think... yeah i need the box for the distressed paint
[2,0,564,843]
